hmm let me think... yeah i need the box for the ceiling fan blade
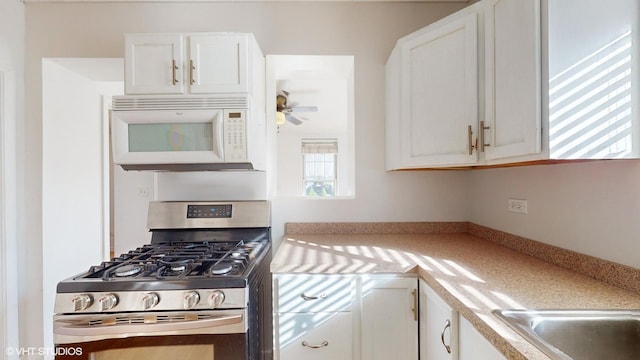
[286,114,304,125]
[287,106,318,113]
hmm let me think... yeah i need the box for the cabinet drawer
[274,275,355,313]
[277,312,352,360]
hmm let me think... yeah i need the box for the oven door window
[93,344,213,360]
[56,334,247,360]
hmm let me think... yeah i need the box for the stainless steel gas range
[53,201,272,360]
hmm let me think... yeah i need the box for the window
[302,140,338,197]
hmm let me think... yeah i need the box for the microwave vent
[112,95,249,111]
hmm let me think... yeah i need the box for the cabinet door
[276,312,353,360]
[420,279,457,360]
[125,34,184,94]
[459,316,506,360]
[400,12,479,167]
[483,0,541,161]
[188,34,248,93]
[361,276,418,360]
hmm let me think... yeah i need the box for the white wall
[113,167,154,255]
[468,160,640,269]
[42,58,124,352]
[0,1,24,358]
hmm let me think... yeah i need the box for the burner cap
[114,264,142,277]
[231,250,247,258]
[210,262,233,275]
[170,265,186,272]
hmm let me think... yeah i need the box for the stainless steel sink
[492,309,640,360]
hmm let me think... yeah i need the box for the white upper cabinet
[188,34,248,94]
[483,0,541,161]
[386,10,479,169]
[386,0,639,169]
[386,0,537,169]
[125,34,185,94]
[125,33,254,95]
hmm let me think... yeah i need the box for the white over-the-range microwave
[111,94,265,171]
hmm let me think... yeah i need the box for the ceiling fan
[276,90,318,125]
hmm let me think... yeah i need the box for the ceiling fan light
[276,111,286,125]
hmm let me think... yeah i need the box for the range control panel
[187,204,233,218]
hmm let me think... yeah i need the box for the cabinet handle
[480,120,491,152]
[190,59,196,85]
[302,340,329,349]
[172,59,179,85]
[300,293,327,301]
[411,289,418,321]
[467,125,477,155]
[441,319,452,354]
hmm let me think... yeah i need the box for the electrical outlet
[508,198,528,214]
[138,187,150,198]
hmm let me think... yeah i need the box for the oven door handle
[54,314,243,336]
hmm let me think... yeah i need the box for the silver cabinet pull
[467,125,476,155]
[411,289,418,321]
[480,120,491,152]
[172,59,179,85]
[302,340,329,349]
[189,59,196,85]
[300,293,327,301]
[441,319,452,354]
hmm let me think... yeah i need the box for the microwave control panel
[223,110,247,161]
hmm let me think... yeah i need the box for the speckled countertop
[270,223,640,360]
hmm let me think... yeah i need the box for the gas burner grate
[77,238,266,282]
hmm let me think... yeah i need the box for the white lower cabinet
[275,275,505,360]
[459,317,507,360]
[361,276,419,360]
[419,279,506,360]
[419,279,458,360]
[273,274,418,360]
[273,274,357,360]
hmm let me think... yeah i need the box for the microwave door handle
[213,114,224,160]
[54,314,243,337]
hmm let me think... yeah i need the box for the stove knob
[98,293,118,311]
[72,294,93,311]
[142,292,159,310]
[208,290,225,309]
[183,291,200,309]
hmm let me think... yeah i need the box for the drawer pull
[441,319,452,354]
[300,293,327,301]
[302,340,329,349]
